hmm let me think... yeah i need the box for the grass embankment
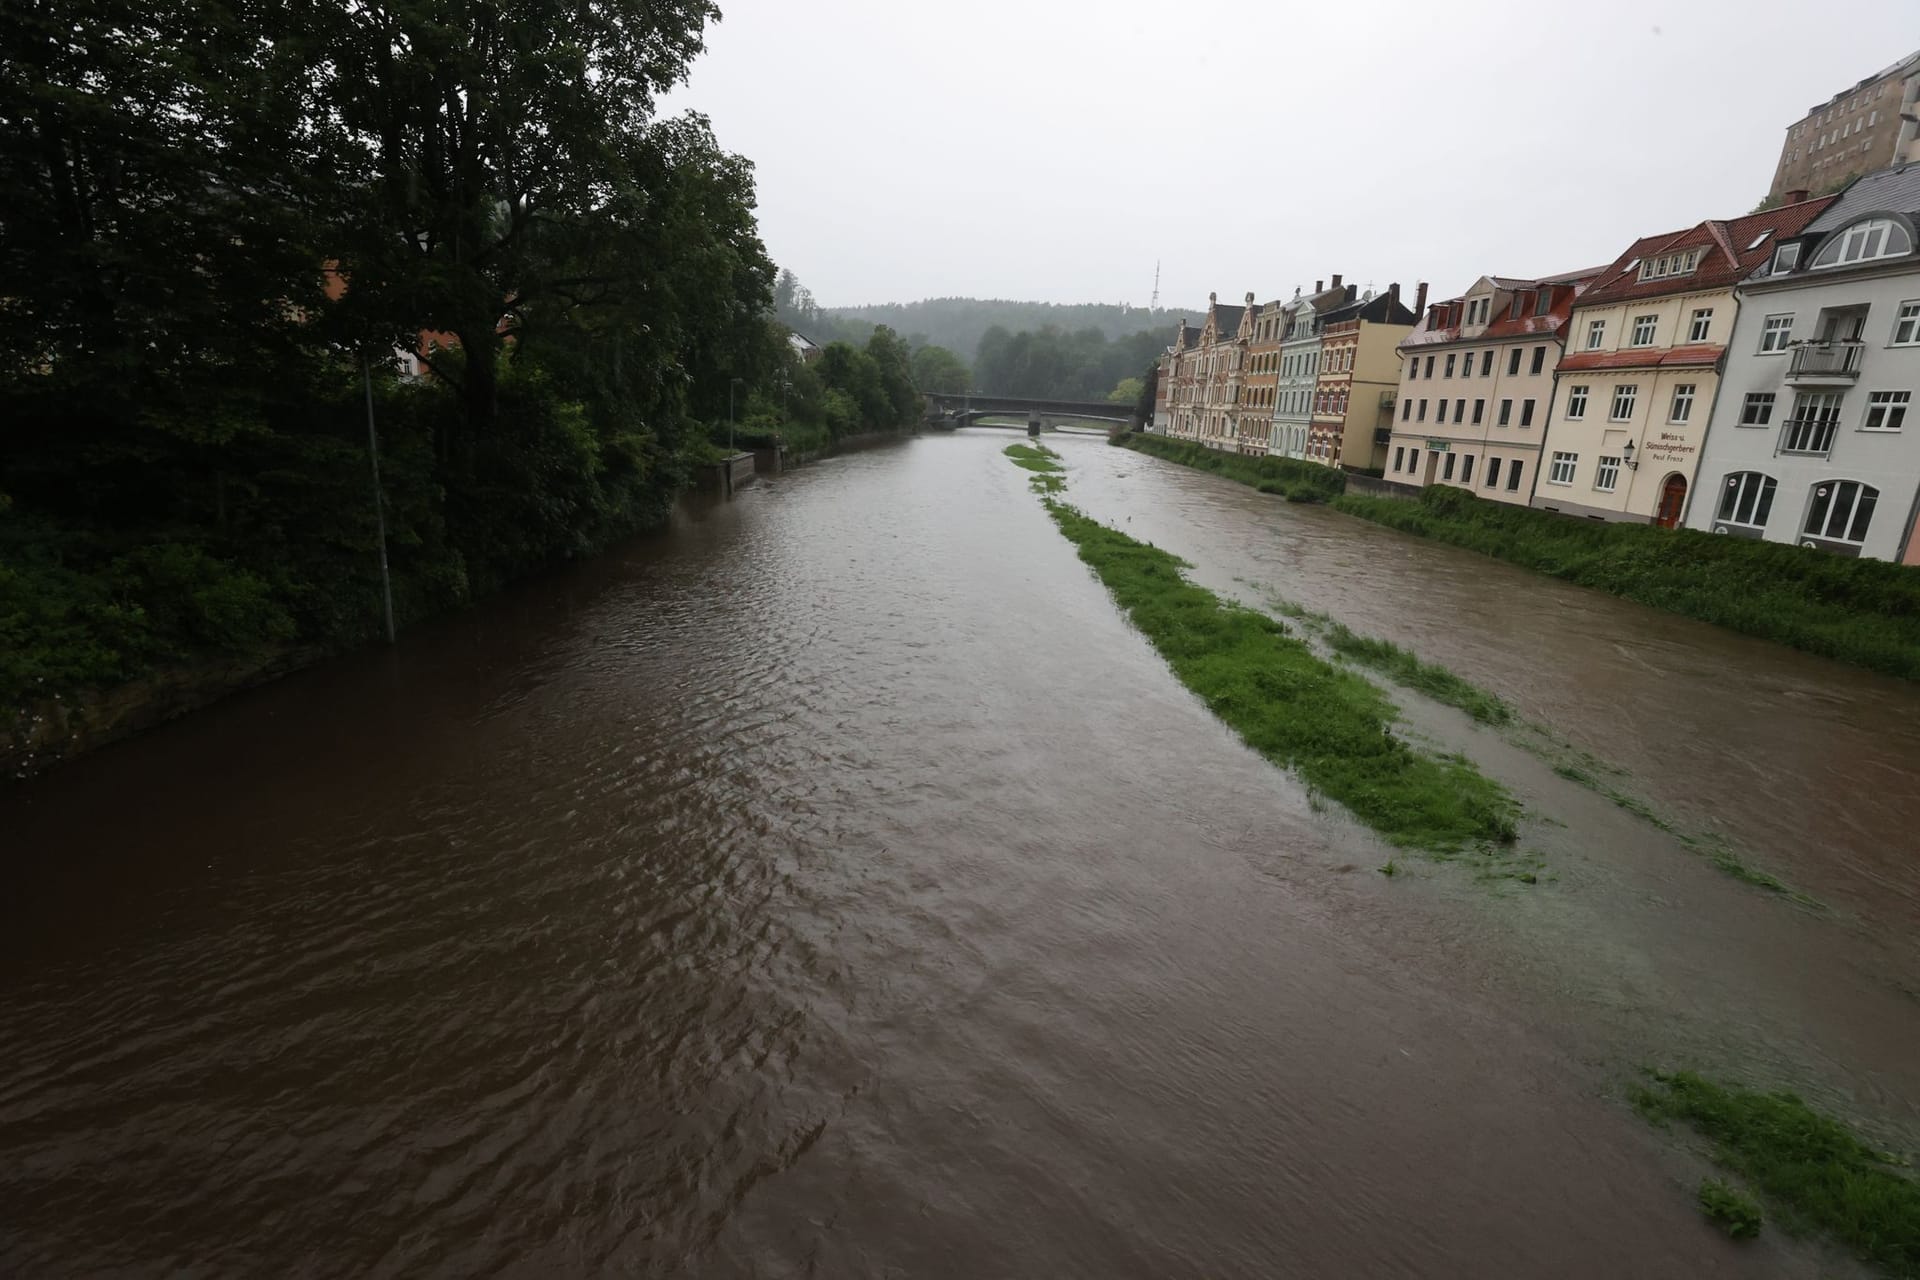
[1115,432,1344,503]
[1115,430,1920,680]
[1635,1071,1920,1271]
[1333,485,1920,681]
[1040,500,1517,853]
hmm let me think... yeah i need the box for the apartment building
[1239,299,1287,455]
[1770,51,1920,201]
[1688,166,1920,562]
[1384,268,1599,502]
[1534,196,1836,526]
[1269,278,1350,460]
[1160,294,1248,446]
[1307,284,1420,470]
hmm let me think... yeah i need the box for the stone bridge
[922,392,1136,428]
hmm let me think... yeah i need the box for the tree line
[0,1,921,713]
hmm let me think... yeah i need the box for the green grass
[1116,433,1346,503]
[1321,622,1513,725]
[1028,473,1065,495]
[1003,443,1063,473]
[1699,1177,1765,1240]
[1332,484,1920,682]
[1635,1071,1920,1274]
[1038,501,1518,852]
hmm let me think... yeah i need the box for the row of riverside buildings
[1153,166,1920,565]
[1152,48,1920,565]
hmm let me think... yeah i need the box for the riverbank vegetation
[1117,433,1920,680]
[1034,497,1517,852]
[1003,444,1063,473]
[1114,434,1344,503]
[1,3,912,725]
[1635,1071,1920,1272]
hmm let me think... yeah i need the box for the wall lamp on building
[1623,440,1640,471]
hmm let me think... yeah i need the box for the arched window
[1714,471,1776,528]
[1803,479,1878,544]
[1810,217,1913,269]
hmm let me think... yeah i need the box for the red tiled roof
[1574,196,1838,307]
[1398,266,1602,350]
[1557,343,1724,372]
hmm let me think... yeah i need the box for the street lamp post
[729,377,745,451]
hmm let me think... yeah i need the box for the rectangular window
[1445,353,1456,378]
[1472,399,1485,425]
[1401,398,1411,421]
[1507,461,1523,492]
[1507,348,1522,376]
[1435,399,1448,424]
[1586,319,1606,350]
[1566,385,1589,419]
[1759,314,1794,352]
[1595,456,1621,492]
[1461,455,1475,484]
[1892,301,1920,345]
[1771,243,1801,275]
[1863,390,1909,432]
[1394,445,1406,471]
[1782,391,1844,455]
[1669,383,1695,423]
[1424,355,1435,378]
[1480,350,1493,377]
[1455,398,1466,423]
[1486,457,1502,488]
[1688,309,1713,342]
[1530,346,1546,375]
[1520,399,1536,427]
[1408,357,1418,379]
[1740,392,1775,426]
[1548,451,1577,485]
[1498,399,1512,426]
[1535,289,1553,317]
[1610,384,1638,421]
[1417,398,1428,422]
[1443,453,1457,480]
[1631,315,1658,346]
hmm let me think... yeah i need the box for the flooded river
[3,431,1916,1276]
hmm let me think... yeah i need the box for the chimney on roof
[1785,187,1810,204]
[1209,291,1217,305]
[1314,279,1323,294]
[1414,281,1429,315]
[1388,282,1401,308]
[1331,274,1343,290]
[1245,291,1255,306]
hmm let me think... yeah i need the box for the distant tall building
[1770,51,1920,201]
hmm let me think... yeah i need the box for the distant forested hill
[817,297,1196,365]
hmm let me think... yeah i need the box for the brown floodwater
[2,431,1915,1277]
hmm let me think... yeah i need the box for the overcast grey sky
[663,1,1915,311]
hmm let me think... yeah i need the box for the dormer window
[1810,217,1914,269]
[1772,242,1803,275]
[1534,288,1552,317]
[1638,249,1704,281]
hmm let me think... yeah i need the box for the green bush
[1119,433,1346,502]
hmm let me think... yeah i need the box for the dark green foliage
[1698,1179,1764,1240]
[1038,500,1517,851]
[1635,1071,1920,1274]
[803,297,1192,361]
[910,344,971,395]
[973,324,1168,400]
[1119,433,1347,503]
[1332,486,1920,680]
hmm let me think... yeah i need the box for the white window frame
[1565,385,1589,420]
[1802,479,1878,544]
[1862,390,1909,433]
[1669,383,1695,424]
[1610,384,1638,422]
[1891,301,1920,346]
[1810,218,1914,269]
[1759,314,1795,353]
[1630,315,1658,347]
[1783,392,1844,455]
[1739,392,1775,426]
[1716,471,1777,528]
[1688,309,1713,343]
[1586,319,1606,350]
[1594,456,1621,493]
[1548,451,1577,486]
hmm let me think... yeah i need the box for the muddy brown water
[3,431,1916,1277]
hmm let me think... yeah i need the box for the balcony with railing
[1784,340,1864,385]
[1777,415,1840,458]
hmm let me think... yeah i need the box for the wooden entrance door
[1655,473,1687,528]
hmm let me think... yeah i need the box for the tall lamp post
[728,377,743,451]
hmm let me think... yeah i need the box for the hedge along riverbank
[1114,432,1345,502]
[1113,431,1920,681]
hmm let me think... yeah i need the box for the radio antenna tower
[1149,261,1161,311]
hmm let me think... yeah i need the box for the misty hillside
[816,298,1198,364]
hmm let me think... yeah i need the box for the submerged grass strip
[1003,443,1062,473]
[1321,622,1513,726]
[1635,1071,1920,1274]
[1041,500,1517,851]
